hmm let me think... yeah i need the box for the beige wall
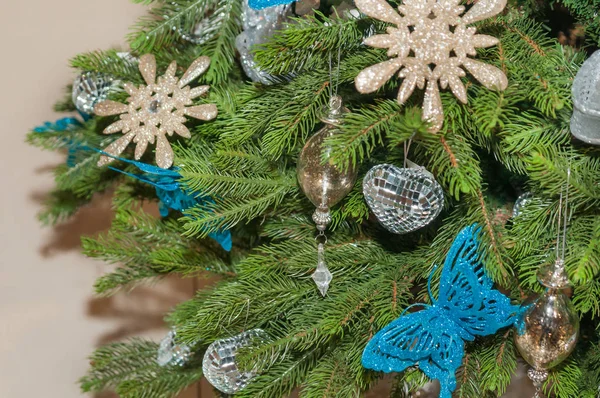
[0,1,204,397]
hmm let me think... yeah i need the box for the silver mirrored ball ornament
[72,72,117,115]
[202,329,269,394]
[156,330,192,367]
[363,164,444,234]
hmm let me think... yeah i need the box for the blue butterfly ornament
[362,225,521,398]
[249,0,295,10]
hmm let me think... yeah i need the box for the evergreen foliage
[29,0,600,396]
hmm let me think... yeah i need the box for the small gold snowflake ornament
[355,0,508,132]
[94,54,218,169]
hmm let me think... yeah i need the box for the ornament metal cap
[571,50,600,145]
[537,258,571,289]
[319,95,347,125]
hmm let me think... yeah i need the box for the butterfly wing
[363,308,465,397]
[362,310,438,372]
[437,224,518,338]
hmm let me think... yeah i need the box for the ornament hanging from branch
[94,54,218,169]
[354,0,508,132]
[72,72,119,116]
[236,0,292,84]
[514,170,580,398]
[297,95,358,296]
[571,50,600,145]
[156,329,192,367]
[363,163,444,234]
[202,329,269,394]
[362,224,521,398]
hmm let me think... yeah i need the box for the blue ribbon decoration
[33,117,84,168]
[362,224,521,398]
[249,0,295,10]
[105,155,232,252]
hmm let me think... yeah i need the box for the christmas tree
[27,0,600,397]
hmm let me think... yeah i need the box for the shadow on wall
[32,176,202,397]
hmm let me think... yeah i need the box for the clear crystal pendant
[311,242,333,296]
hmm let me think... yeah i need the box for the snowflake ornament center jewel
[355,0,508,132]
[94,54,218,169]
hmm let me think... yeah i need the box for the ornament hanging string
[403,132,416,169]
[328,37,342,99]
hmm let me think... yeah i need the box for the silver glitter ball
[571,50,600,145]
[156,330,192,367]
[363,164,444,234]
[202,329,269,394]
[235,0,291,84]
[72,72,117,115]
[512,192,533,218]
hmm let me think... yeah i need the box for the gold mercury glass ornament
[514,183,579,398]
[297,95,358,296]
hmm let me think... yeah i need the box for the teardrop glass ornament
[296,95,358,226]
[514,289,579,372]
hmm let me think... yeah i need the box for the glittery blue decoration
[249,0,294,10]
[33,117,82,133]
[362,225,520,398]
[105,155,232,252]
[34,117,84,168]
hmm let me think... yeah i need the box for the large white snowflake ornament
[94,54,218,169]
[355,0,508,132]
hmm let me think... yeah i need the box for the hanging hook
[561,165,572,260]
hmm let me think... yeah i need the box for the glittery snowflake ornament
[94,54,218,169]
[355,0,508,132]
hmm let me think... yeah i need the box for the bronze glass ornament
[514,178,579,397]
[363,163,444,234]
[514,286,579,371]
[297,95,358,296]
[297,95,357,229]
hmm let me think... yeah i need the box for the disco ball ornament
[512,192,533,218]
[156,330,192,367]
[363,164,444,234]
[202,329,269,394]
[571,50,600,145]
[72,72,117,115]
[235,0,291,84]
